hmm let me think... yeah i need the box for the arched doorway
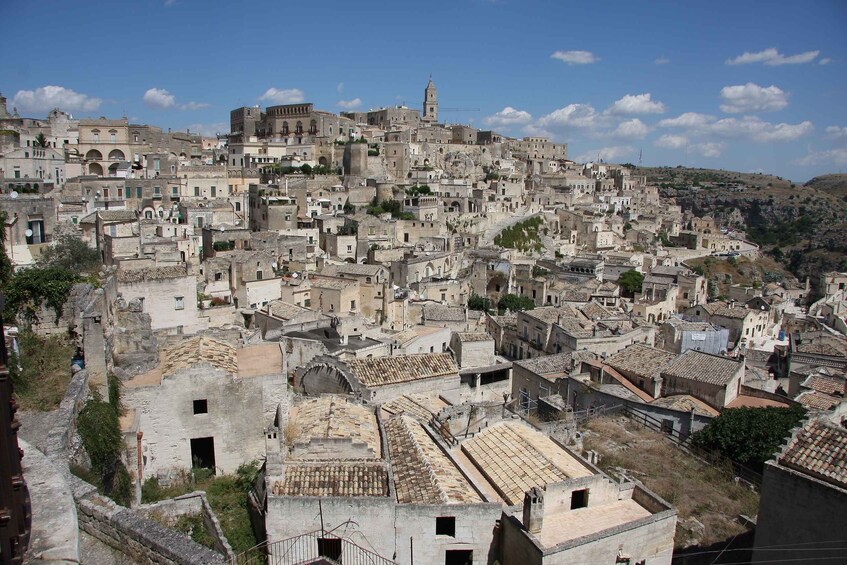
[88,163,104,176]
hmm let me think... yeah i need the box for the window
[211,186,216,197]
[570,488,589,509]
[435,517,455,537]
[235,202,241,212]
[153,158,160,171]
[214,272,222,281]
[154,186,161,195]
[172,186,178,196]
[350,300,356,310]
[193,399,208,414]
[174,296,185,310]
[256,270,263,280]
[110,133,116,143]
[136,186,142,198]
[194,186,200,196]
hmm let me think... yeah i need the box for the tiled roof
[796,391,840,411]
[385,415,480,504]
[347,352,458,387]
[290,396,381,457]
[515,352,592,376]
[802,373,846,396]
[324,263,385,277]
[457,332,492,342]
[161,336,237,377]
[607,344,675,380]
[522,307,564,324]
[779,419,847,489]
[268,300,311,320]
[650,394,720,417]
[273,462,389,497]
[700,302,750,320]
[381,394,435,423]
[311,276,356,290]
[461,421,590,505]
[661,350,742,386]
[117,264,189,282]
[422,303,465,322]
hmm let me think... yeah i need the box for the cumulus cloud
[259,87,305,104]
[13,85,102,114]
[654,57,670,65]
[607,93,666,115]
[538,103,603,129]
[708,116,813,142]
[143,88,207,110]
[612,119,649,139]
[825,125,847,139]
[551,50,599,65]
[720,83,788,113]
[726,47,820,66]
[574,145,634,163]
[794,148,847,167]
[659,112,714,128]
[691,142,724,158]
[655,134,688,149]
[484,106,533,127]
[143,87,176,108]
[336,98,362,109]
[521,124,555,139]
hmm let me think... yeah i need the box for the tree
[299,163,312,176]
[34,132,48,148]
[3,266,82,324]
[37,233,101,274]
[691,405,807,472]
[467,293,492,312]
[618,269,644,297]
[497,293,535,313]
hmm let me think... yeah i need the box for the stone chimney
[522,486,545,534]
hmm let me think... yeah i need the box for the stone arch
[88,162,103,176]
[318,156,328,167]
[108,163,120,176]
[85,149,103,160]
[108,149,125,160]
[298,360,354,395]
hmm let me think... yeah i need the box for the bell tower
[423,76,438,124]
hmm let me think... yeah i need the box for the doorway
[190,436,216,472]
[445,549,473,565]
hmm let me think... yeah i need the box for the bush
[618,269,644,297]
[77,387,132,506]
[3,266,84,324]
[467,293,492,312]
[497,293,535,313]
[37,234,101,274]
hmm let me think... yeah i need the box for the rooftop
[385,415,481,504]
[380,394,442,423]
[347,352,458,388]
[795,391,841,411]
[422,303,466,322]
[661,350,742,386]
[516,351,594,377]
[778,419,847,490]
[606,344,675,380]
[117,264,189,282]
[533,499,652,549]
[161,336,237,377]
[456,332,493,343]
[272,462,389,497]
[289,396,381,457]
[461,422,591,505]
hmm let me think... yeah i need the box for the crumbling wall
[110,296,158,378]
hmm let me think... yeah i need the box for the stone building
[116,264,206,335]
[753,415,847,563]
[122,337,287,479]
[659,350,744,410]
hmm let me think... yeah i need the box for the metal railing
[233,530,395,565]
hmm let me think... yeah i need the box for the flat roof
[534,499,652,549]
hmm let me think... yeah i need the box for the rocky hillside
[638,167,847,296]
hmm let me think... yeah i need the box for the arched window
[295,121,303,134]
[282,121,289,135]
[309,120,317,134]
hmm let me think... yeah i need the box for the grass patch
[582,416,759,549]
[494,216,544,253]
[10,331,75,411]
[141,462,260,554]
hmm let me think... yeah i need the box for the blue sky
[2,0,846,181]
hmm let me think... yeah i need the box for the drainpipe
[136,431,143,505]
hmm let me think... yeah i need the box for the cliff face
[643,167,847,295]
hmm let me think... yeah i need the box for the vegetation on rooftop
[494,216,544,253]
[366,197,414,220]
[468,292,534,314]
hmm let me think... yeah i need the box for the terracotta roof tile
[607,344,675,380]
[347,352,458,387]
[661,350,742,386]
[161,336,237,376]
[273,462,389,497]
[779,420,847,489]
[290,396,381,457]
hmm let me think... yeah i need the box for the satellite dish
[25,229,33,237]
[10,191,19,199]
[272,262,278,269]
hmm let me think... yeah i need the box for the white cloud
[538,103,603,129]
[708,116,813,142]
[143,88,207,110]
[654,57,670,65]
[183,122,228,137]
[607,93,666,115]
[825,125,847,139]
[336,82,344,94]
[484,106,533,127]
[720,83,788,113]
[336,98,362,109]
[551,50,599,65]
[659,112,714,128]
[612,118,649,139]
[521,124,554,139]
[794,148,847,167]
[692,142,724,158]
[13,85,102,114]
[143,87,176,109]
[726,47,820,66]
[655,134,688,149]
[819,58,832,65]
[258,87,305,104]
[164,0,176,5]
[574,145,634,163]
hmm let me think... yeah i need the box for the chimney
[522,486,545,534]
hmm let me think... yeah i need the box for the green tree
[467,293,492,312]
[618,269,644,297]
[34,132,48,148]
[37,233,101,274]
[77,388,132,505]
[0,211,14,286]
[3,266,82,324]
[497,293,535,313]
[299,163,312,176]
[691,405,807,472]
